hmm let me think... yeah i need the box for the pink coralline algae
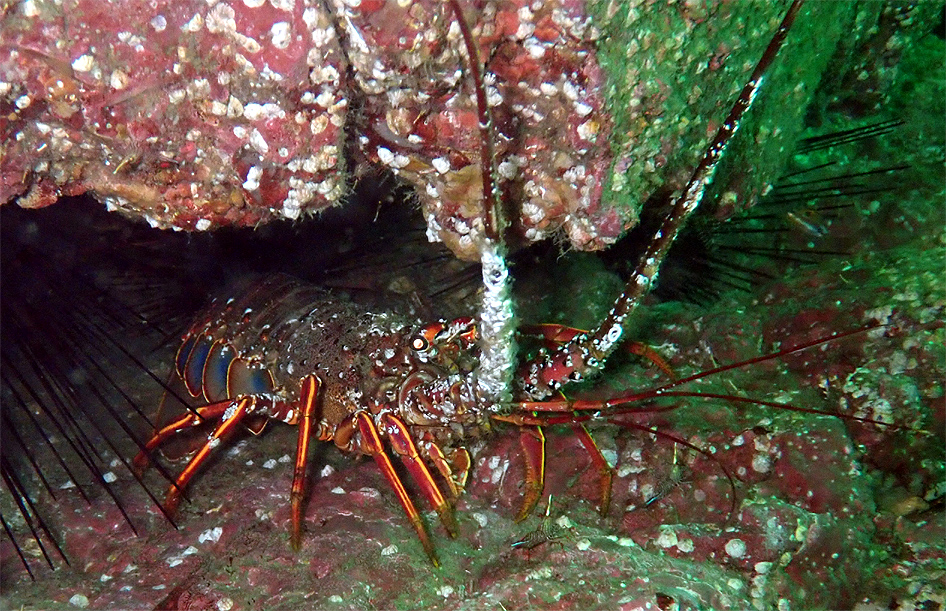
[0,0,615,259]
[1,0,348,230]
[2,1,935,260]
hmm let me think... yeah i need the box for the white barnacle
[317,177,339,197]
[432,157,450,174]
[248,129,269,155]
[497,159,518,180]
[313,63,340,84]
[109,69,129,90]
[309,24,334,48]
[486,86,503,108]
[725,538,747,559]
[515,20,535,39]
[524,37,545,58]
[72,54,94,72]
[751,453,772,473]
[182,12,203,32]
[271,0,295,11]
[270,22,292,49]
[576,120,598,142]
[307,115,328,136]
[243,165,263,191]
[596,322,624,355]
[243,102,285,121]
[521,202,545,223]
[206,4,236,34]
[377,146,395,166]
[391,153,410,169]
[187,78,211,100]
[237,34,261,54]
[221,97,242,119]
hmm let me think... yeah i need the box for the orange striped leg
[380,413,457,537]
[515,425,546,522]
[133,401,232,476]
[290,375,320,550]
[354,411,439,567]
[570,423,614,516]
[421,436,471,499]
[164,397,253,515]
[445,447,472,492]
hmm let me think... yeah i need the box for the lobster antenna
[445,0,504,242]
[446,0,518,405]
[521,0,805,399]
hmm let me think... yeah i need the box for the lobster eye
[411,335,430,352]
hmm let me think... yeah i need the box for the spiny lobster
[133,0,879,566]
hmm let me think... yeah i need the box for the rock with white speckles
[1,0,347,229]
[2,1,935,262]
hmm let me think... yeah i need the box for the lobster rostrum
[134,0,838,566]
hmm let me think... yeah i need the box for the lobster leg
[132,401,233,476]
[420,436,470,499]
[515,426,545,522]
[354,411,440,567]
[569,423,614,516]
[290,375,321,550]
[445,448,472,492]
[379,413,457,537]
[513,422,614,519]
[163,397,253,515]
